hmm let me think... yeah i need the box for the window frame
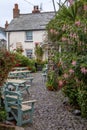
[25,31,33,41]
[26,49,33,59]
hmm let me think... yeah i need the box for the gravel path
[23,72,87,130]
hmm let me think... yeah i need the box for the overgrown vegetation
[47,0,87,118]
[14,52,36,72]
[0,49,16,86]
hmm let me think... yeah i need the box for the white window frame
[25,31,33,41]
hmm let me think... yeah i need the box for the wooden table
[5,79,30,94]
[13,67,28,71]
[8,70,31,79]
[7,79,27,84]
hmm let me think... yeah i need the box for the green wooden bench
[6,79,31,95]
[3,90,36,126]
[8,71,34,84]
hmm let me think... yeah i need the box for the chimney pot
[5,21,9,29]
[13,3,20,18]
[32,5,40,13]
[15,4,18,9]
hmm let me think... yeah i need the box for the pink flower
[50,29,54,33]
[75,21,80,26]
[55,31,58,35]
[62,24,66,31]
[50,29,55,34]
[70,33,73,37]
[68,0,73,5]
[50,29,58,35]
[62,37,67,42]
[72,61,76,66]
[84,5,87,11]
[63,73,68,78]
[73,33,77,38]
[81,67,87,74]
[35,42,39,46]
[58,80,64,88]
[69,69,74,74]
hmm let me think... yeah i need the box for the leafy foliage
[15,52,36,72]
[47,0,87,117]
[46,70,58,91]
[0,49,16,86]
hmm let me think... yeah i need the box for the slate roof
[0,33,6,40]
[0,27,6,40]
[6,12,55,32]
[0,27,5,32]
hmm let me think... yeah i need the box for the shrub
[14,53,36,72]
[47,0,87,117]
[0,49,16,86]
[77,85,87,118]
[0,49,16,115]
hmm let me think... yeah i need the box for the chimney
[13,4,20,18]
[32,6,40,13]
[5,21,9,29]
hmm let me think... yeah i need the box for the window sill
[25,40,33,42]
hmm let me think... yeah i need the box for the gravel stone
[23,72,87,130]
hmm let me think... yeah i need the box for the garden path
[23,72,87,130]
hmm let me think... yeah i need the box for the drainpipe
[7,32,10,51]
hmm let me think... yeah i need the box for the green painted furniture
[42,67,48,82]
[8,71,34,84]
[13,67,28,71]
[4,90,36,126]
[6,79,30,95]
[8,70,31,79]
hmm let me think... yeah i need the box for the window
[26,49,33,59]
[26,31,33,41]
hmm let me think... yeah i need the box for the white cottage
[6,4,55,60]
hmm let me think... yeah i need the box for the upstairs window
[25,31,33,41]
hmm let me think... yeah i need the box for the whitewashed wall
[7,30,47,60]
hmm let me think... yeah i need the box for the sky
[0,0,62,28]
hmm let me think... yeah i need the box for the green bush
[47,0,87,118]
[0,49,16,86]
[62,85,78,106]
[15,53,31,67]
[77,87,87,118]
[14,53,36,72]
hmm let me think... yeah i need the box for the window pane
[26,31,33,41]
[26,49,33,59]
